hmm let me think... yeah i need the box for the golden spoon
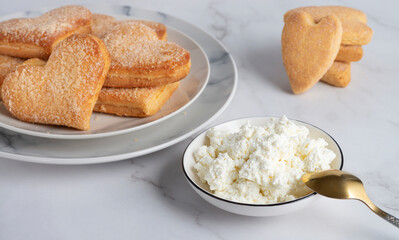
[302,169,399,228]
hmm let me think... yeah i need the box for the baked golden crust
[321,61,351,87]
[103,22,190,88]
[94,82,180,117]
[91,14,167,40]
[105,58,191,88]
[282,11,342,94]
[1,34,110,130]
[0,6,92,59]
[336,45,363,62]
[0,55,25,88]
[284,6,373,45]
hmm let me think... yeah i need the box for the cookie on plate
[0,6,92,59]
[0,55,25,89]
[92,14,167,40]
[1,34,110,130]
[94,82,180,117]
[103,22,190,88]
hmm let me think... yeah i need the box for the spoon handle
[373,207,399,228]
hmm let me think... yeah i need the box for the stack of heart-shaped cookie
[0,6,191,130]
[282,6,373,94]
[90,14,191,117]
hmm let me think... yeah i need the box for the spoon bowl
[302,170,365,199]
[302,170,399,228]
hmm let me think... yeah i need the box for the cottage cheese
[194,116,336,204]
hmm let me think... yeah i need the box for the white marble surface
[0,0,398,239]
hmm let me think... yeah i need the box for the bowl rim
[182,116,344,207]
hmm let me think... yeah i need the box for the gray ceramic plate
[0,10,210,139]
[0,5,237,164]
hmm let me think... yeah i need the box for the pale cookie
[0,55,25,89]
[336,45,363,62]
[1,34,111,130]
[94,82,180,117]
[321,61,351,87]
[92,14,167,40]
[131,20,167,41]
[92,14,117,39]
[282,11,342,94]
[284,6,373,45]
[103,22,190,88]
[0,6,92,59]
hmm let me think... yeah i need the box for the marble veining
[207,1,230,41]
[129,157,226,239]
[367,14,399,32]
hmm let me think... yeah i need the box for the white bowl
[182,117,344,217]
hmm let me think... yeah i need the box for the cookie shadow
[247,43,291,94]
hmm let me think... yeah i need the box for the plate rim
[0,19,210,139]
[0,5,238,164]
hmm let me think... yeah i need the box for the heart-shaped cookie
[0,5,92,59]
[1,34,110,130]
[321,61,351,87]
[0,55,25,89]
[282,11,342,94]
[284,6,373,45]
[92,14,117,39]
[336,45,363,62]
[103,22,190,88]
[94,82,180,117]
[92,14,167,41]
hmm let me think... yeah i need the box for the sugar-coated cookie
[1,34,110,130]
[282,11,342,94]
[92,14,117,39]
[0,55,25,89]
[94,82,180,117]
[92,14,167,40]
[103,22,190,88]
[0,6,92,59]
